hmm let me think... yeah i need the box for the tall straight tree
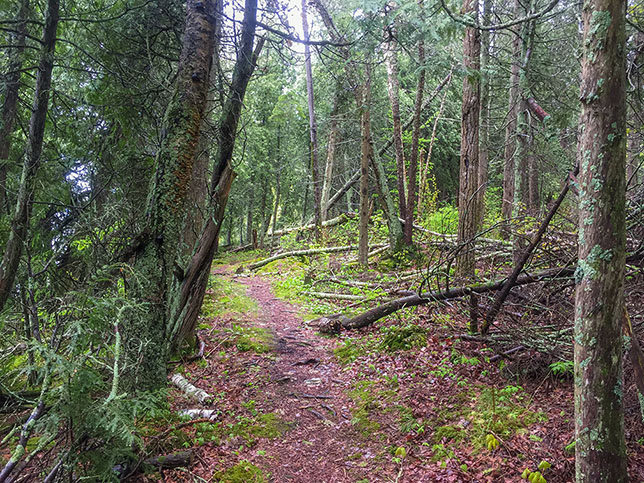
[455,0,481,279]
[501,0,522,236]
[404,7,426,245]
[358,64,372,267]
[384,29,407,231]
[574,0,628,478]
[477,0,491,226]
[301,0,323,239]
[0,0,29,214]
[0,0,58,312]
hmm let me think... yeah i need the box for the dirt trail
[165,267,402,482]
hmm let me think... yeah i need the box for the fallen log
[267,212,355,238]
[340,266,576,330]
[178,409,218,420]
[247,243,387,270]
[170,374,212,405]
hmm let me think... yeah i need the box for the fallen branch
[247,244,386,270]
[170,374,213,405]
[268,213,355,238]
[340,266,576,330]
[481,168,576,334]
[304,291,393,302]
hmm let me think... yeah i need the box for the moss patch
[379,324,428,352]
[430,385,546,453]
[218,324,274,354]
[213,460,268,482]
[201,277,258,318]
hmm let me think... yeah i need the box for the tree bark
[405,20,425,246]
[384,32,407,229]
[481,167,576,334]
[0,0,29,214]
[321,86,343,222]
[248,244,385,270]
[478,0,491,227]
[574,0,628,478]
[341,265,576,330]
[359,65,372,267]
[122,0,217,390]
[455,0,481,280]
[501,0,522,237]
[0,0,58,313]
[301,0,323,240]
[168,0,262,351]
[310,0,404,251]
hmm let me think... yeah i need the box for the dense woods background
[0,0,643,479]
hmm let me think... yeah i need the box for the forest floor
[140,252,644,483]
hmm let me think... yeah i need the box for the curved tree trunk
[168,0,262,350]
[122,0,217,390]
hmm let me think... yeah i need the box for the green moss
[201,277,258,318]
[434,424,466,443]
[213,460,268,482]
[429,385,545,453]
[348,381,393,436]
[247,413,290,439]
[334,339,367,364]
[230,325,274,354]
[379,324,428,352]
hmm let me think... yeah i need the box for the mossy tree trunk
[167,0,261,350]
[574,0,628,479]
[122,0,216,391]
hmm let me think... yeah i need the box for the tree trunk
[478,0,491,227]
[269,170,281,251]
[0,0,29,214]
[358,65,372,267]
[513,10,536,263]
[0,0,58,313]
[627,31,644,190]
[455,0,480,280]
[246,186,254,245]
[301,0,322,240]
[167,0,262,350]
[574,0,628,478]
[501,0,522,237]
[311,0,404,251]
[122,0,217,390]
[321,87,343,222]
[384,33,407,229]
[405,21,425,246]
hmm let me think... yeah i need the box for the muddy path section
[164,269,400,483]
